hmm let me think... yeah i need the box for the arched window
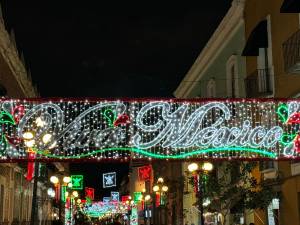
[226,55,239,97]
[207,79,216,97]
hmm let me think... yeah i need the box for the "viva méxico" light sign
[0,98,299,161]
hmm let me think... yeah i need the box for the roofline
[174,0,245,98]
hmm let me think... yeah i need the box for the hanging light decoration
[0,98,298,161]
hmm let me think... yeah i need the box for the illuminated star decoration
[103,172,116,188]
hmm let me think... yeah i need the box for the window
[257,48,270,92]
[259,161,275,171]
[226,55,239,97]
[206,79,216,97]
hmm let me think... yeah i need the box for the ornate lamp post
[50,175,72,224]
[188,162,213,225]
[144,194,151,225]
[152,177,168,225]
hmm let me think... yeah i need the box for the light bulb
[42,133,52,144]
[63,176,71,183]
[23,132,34,140]
[188,163,198,172]
[25,139,35,148]
[50,176,59,184]
[153,185,159,192]
[162,186,168,192]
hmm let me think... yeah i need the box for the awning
[242,20,268,56]
[280,0,300,13]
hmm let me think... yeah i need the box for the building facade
[174,0,246,99]
[0,5,52,225]
[174,1,247,224]
[243,0,300,224]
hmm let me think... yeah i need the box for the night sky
[0,1,232,197]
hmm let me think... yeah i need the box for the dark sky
[0,1,232,196]
[0,1,231,98]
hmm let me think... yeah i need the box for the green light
[277,104,288,123]
[0,110,15,125]
[71,175,84,190]
[134,192,142,203]
[103,108,116,127]
[280,133,297,146]
[35,146,276,159]
[61,186,67,202]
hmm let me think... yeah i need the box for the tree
[193,161,276,225]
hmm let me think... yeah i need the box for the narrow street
[0,0,300,225]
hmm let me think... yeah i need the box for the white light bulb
[42,134,52,144]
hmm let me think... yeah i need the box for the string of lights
[0,99,299,161]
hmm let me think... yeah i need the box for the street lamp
[143,194,152,225]
[188,162,213,225]
[152,177,168,225]
[152,177,168,206]
[49,175,72,223]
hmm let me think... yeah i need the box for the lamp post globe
[202,162,213,172]
[72,191,79,198]
[162,185,168,192]
[188,163,199,172]
[63,176,71,184]
[153,185,159,192]
[145,195,151,202]
[50,176,59,185]
[157,177,164,183]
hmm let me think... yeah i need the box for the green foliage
[199,161,276,217]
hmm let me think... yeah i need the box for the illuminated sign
[138,165,152,181]
[130,206,138,225]
[121,195,130,203]
[83,201,127,218]
[103,172,116,188]
[71,175,83,190]
[103,197,110,203]
[85,187,95,200]
[134,192,143,203]
[111,191,119,201]
[0,99,299,161]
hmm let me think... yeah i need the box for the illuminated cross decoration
[71,175,84,190]
[111,191,119,202]
[103,172,116,188]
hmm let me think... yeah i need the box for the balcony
[244,69,272,97]
[283,29,300,74]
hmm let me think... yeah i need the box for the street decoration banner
[138,165,152,181]
[83,201,127,218]
[121,195,131,203]
[71,175,84,190]
[133,192,143,203]
[85,187,95,200]
[0,98,300,161]
[103,172,117,188]
[111,191,120,201]
[103,197,111,203]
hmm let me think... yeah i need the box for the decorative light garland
[83,201,127,218]
[0,98,299,160]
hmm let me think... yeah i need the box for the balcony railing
[283,29,300,74]
[244,69,272,97]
